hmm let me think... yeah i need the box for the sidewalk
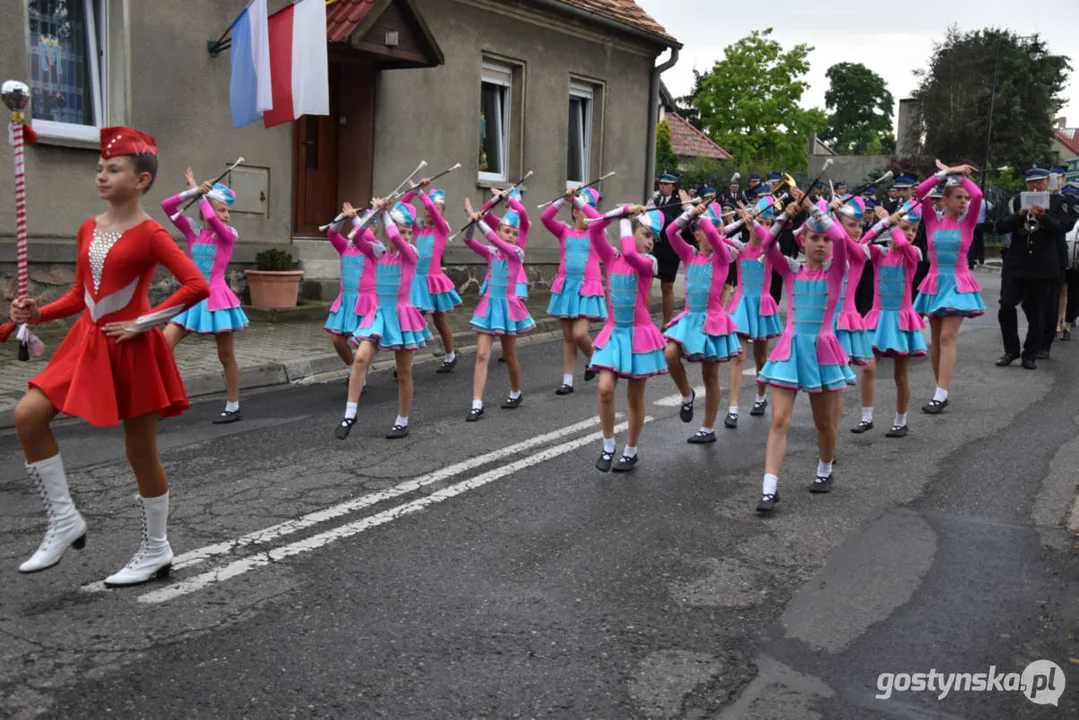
[0,285,678,431]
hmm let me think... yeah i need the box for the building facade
[1,0,678,308]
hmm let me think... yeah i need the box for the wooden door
[292,65,340,235]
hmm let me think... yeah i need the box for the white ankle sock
[603,436,616,453]
[933,387,948,402]
[700,426,714,434]
[682,393,694,405]
[755,394,766,404]
[225,401,239,413]
[394,415,408,427]
[894,412,907,427]
[622,445,638,459]
[763,473,778,495]
[345,402,358,420]
[861,407,873,423]
[510,389,522,400]
[563,373,574,386]
[728,405,739,415]
[472,399,483,411]
[817,459,833,476]
[445,351,456,362]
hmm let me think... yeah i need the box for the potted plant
[245,248,304,308]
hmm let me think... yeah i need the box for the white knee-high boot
[104,492,173,588]
[19,454,88,573]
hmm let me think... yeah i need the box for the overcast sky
[637,1,1079,133]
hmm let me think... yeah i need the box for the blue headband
[500,209,521,229]
[754,196,775,220]
[635,208,664,236]
[428,189,446,204]
[206,183,235,206]
[389,201,416,227]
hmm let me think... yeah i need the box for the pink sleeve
[826,221,848,281]
[891,227,921,266]
[417,190,449,236]
[463,225,494,261]
[199,200,236,251]
[665,216,695,264]
[400,190,416,204]
[541,204,570,244]
[508,198,530,250]
[327,228,348,254]
[161,193,197,250]
[763,239,792,280]
[757,218,786,253]
[383,218,417,265]
[487,222,523,259]
[699,218,730,267]
[588,218,616,265]
[961,177,983,231]
[868,242,883,263]
[350,225,380,259]
[916,175,939,220]
[619,219,653,274]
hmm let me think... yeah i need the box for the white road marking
[139,417,654,604]
[83,414,617,593]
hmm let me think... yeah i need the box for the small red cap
[100,126,157,158]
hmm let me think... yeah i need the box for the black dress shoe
[612,454,639,472]
[1063,329,1072,341]
[213,409,243,424]
[1035,349,1050,360]
[1022,357,1037,370]
[466,408,484,422]
[596,450,614,472]
[498,356,506,363]
[501,394,523,409]
[750,399,768,416]
[996,353,1019,367]
[885,424,908,438]
[393,368,398,381]
[335,417,357,440]
[724,412,738,429]
[436,357,457,373]
[386,424,409,439]
[756,492,780,513]
[584,366,598,381]
[922,398,948,414]
[555,384,574,395]
[679,391,695,423]
[687,430,716,444]
[850,420,873,434]
[810,474,833,493]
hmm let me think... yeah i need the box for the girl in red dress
[9,126,209,587]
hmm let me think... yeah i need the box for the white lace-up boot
[104,492,173,588]
[19,454,88,573]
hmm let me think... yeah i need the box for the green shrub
[255,248,294,271]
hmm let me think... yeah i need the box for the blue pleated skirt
[547,276,607,320]
[758,334,856,392]
[410,275,434,314]
[912,274,985,317]
[169,300,248,334]
[729,294,783,340]
[352,309,432,350]
[837,328,874,366]
[663,311,742,363]
[429,288,463,313]
[471,298,536,336]
[324,292,363,336]
[590,327,668,379]
[872,312,928,357]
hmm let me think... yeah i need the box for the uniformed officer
[653,171,686,325]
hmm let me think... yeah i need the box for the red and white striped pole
[3,79,40,360]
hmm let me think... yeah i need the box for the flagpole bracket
[208,39,229,57]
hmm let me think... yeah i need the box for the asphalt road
[1,273,1077,719]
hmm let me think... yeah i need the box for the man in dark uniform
[652,171,687,326]
[995,167,1068,369]
[722,177,748,207]
[1039,168,1077,355]
[1061,183,1079,339]
[746,173,762,197]
[763,183,804,303]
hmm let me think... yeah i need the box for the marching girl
[10,127,209,585]
[754,194,853,513]
[858,205,928,437]
[162,169,248,423]
[587,205,668,472]
[542,187,607,394]
[480,187,530,365]
[828,196,874,434]
[463,192,536,420]
[911,162,983,414]
[663,202,742,443]
[334,198,431,440]
[724,197,784,429]
[401,181,463,373]
[323,202,383,374]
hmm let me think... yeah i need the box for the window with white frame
[567,82,594,188]
[479,60,512,183]
[28,0,108,143]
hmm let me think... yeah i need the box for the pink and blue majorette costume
[465,203,536,336]
[662,207,742,362]
[350,205,432,350]
[862,213,929,357]
[832,197,874,366]
[725,198,784,340]
[587,211,668,378]
[911,175,986,317]
[400,188,463,314]
[542,187,608,321]
[479,188,530,300]
[323,213,383,336]
[162,184,248,334]
[757,212,856,392]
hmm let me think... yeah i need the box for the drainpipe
[645,47,679,201]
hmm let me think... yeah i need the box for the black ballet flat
[213,410,242,424]
[750,399,768,416]
[810,474,833,493]
[385,424,409,439]
[850,420,873,434]
[687,430,716,444]
[501,394,523,409]
[921,398,948,414]
[436,357,458,373]
[466,408,484,422]
[584,367,598,381]
[724,412,738,429]
[334,417,356,440]
[885,424,908,438]
[555,384,574,395]
[596,450,614,472]
[680,391,695,423]
[612,454,639,472]
[756,492,780,513]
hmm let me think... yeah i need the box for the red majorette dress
[28,218,210,427]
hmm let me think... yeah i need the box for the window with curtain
[27,0,107,141]
[479,60,512,183]
[567,82,593,187]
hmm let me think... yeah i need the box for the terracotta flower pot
[245,269,304,309]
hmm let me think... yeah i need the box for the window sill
[476,177,513,190]
[32,124,102,151]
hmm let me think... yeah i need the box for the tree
[910,27,1071,172]
[655,119,678,178]
[821,63,895,155]
[690,28,827,171]
[675,69,705,130]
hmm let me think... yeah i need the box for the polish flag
[264,0,329,129]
